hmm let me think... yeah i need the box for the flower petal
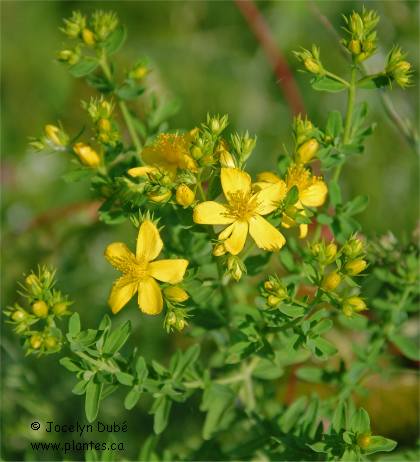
[223,221,248,255]
[136,220,163,262]
[148,259,189,284]
[300,180,328,207]
[256,171,282,184]
[128,166,158,177]
[193,201,234,225]
[218,223,235,240]
[299,224,308,239]
[221,167,251,199]
[138,277,163,315]
[108,275,138,314]
[105,242,136,272]
[253,181,287,215]
[249,215,286,252]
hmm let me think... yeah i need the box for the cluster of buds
[294,46,325,76]
[260,276,288,308]
[293,115,319,164]
[226,255,246,282]
[342,8,379,62]
[188,114,229,167]
[385,46,413,88]
[4,266,72,355]
[310,237,368,317]
[163,286,190,332]
[60,10,118,46]
[230,131,257,167]
[84,98,120,147]
[30,124,69,152]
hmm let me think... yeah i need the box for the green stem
[99,52,143,162]
[333,66,357,182]
[325,71,350,88]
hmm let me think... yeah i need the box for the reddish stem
[234,0,305,116]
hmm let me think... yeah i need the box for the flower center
[226,191,258,221]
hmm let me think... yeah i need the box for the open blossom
[256,164,327,238]
[129,132,197,178]
[104,220,188,315]
[193,167,286,255]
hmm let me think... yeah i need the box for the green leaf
[116,372,134,386]
[332,400,346,433]
[60,357,81,372]
[116,81,145,101]
[284,185,299,207]
[252,359,284,380]
[68,313,81,337]
[296,367,323,383]
[201,384,235,440]
[388,333,420,361]
[103,25,127,55]
[103,321,131,355]
[316,213,333,225]
[309,337,337,359]
[62,168,92,183]
[279,396,307,432]
[344,195,369,216]
[357,74,390,90]
[245,253,272,276]
[172,344,200,380]
[363,436,397,455]
[69,58,99,78]
[85,379,102,422]
[329,180,342,206]
[311,319,333,336]
[311,76,347,93]
[326,111,343,138]
[72,380,88,395]
[124,387,142,410]
[278,304,305,318]
[151,396,172,434]
[350,408,370,434]
[135,357,149,383]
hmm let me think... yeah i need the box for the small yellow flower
[321,271,341,291]
[30,334,43,349]
[104,220,189,315]
[73,142,101,167]
[141,133,198,176]
[286,163,328,208]
[148,190,172,203]
[342,296,367,317]
[82,28,95,46]
[193,168,286,255]
[32,300,48,318]
[128,165,159,178]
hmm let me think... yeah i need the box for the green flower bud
[30,334,43,350]
[344,259,367,276]
[32,300,48,318]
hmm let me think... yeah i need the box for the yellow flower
[141,133,198,176]
[73,142,101,168]
[176,184,195,207]
[285,163,328,208]
[104,220,189,315]
[193,168,286,255]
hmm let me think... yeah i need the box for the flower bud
[130,64,149,80]
[166,311,177,326]
[32,300,48,318]
[344,259,367,276]
[12,310,27,322]
[321,271,341,291]
[148,190,172,203]
[176,319,186,331]
[348,39,361,55]
[25,274,39,286]
[267,295,281,307]
[82,28,96,46]
[73,142,101,168]
[357,434,371,449]
[190,146,203,160]
[343,238,364,259]
[30,334,43,350]
[343,296,367,316]
[44,336,58,350]
[325,243,337,263]
[394,61,411,73]
[44,125,67,147]
[227,256,244,282]
[304,58,321,74]
[98,118,111,133]
[219,150,235,168]
[264,280,275,291]
[297,138,319,163]
[57,49,80,65]
[164,286,189,303]
[53,302,68,316]
[176,184,195,207]
[213,243,227,257]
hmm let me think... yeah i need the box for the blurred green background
[1,1,418,460]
